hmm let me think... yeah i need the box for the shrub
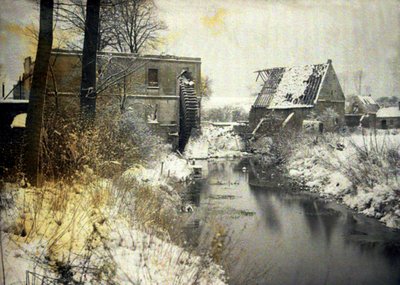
[202,106,248,122]
[41,102,164,181]
[345,132,400,188]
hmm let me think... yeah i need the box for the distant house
[376,104,400,129]
[249,59,345,134]
[345,95,380,128]
[12,57,34,100]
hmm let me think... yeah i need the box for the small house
[345,95,379,128]
[249,59,345,134]
[376,104,400,129]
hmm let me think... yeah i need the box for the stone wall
[376,117,400,129]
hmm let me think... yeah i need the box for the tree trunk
[24,0,53,186]
[80,0,100,124]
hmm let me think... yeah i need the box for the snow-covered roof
[253,62,329,109]
[376,107,400,118]
[52,49,201,63]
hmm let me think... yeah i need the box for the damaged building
[345,95,380,128]
[249,59,345,135]
[15,49,202,151]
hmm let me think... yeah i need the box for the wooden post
[19,76,22,99]
[2,83,4,98]
[121,75,127,111]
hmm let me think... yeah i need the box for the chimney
[327,59,332,65]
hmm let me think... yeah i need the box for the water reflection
[183,158,400,285]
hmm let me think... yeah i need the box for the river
[182,158,400,285]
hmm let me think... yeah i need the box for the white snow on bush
[2,220,227,285]
[287,130,400,229]
[109,224,226,285]
[122,153,192,185]
[185,124,245,159]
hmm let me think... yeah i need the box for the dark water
[183,159,400,285]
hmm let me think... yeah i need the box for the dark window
[382,120,387,129]
[148,69,158,87]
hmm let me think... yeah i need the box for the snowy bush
[286,130,400,228]
[250,129,303,168]
[344,133,399,188]
[202,106,249,122]
[42,103,166,180]
[185,125,246,159]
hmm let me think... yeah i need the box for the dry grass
[0,167,116,282]
[1,168,226,283]
[1,98,228,283]
[41,96,165,182]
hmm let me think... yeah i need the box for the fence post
[2,83,4,98]
[19,76,22,99]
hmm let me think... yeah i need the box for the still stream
[182,158,400,285]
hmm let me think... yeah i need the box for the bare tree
[110,0,166,53]
[57,0,166,53]
[56,0,116,50]
[24,0,54,186]
[80,0,100,122]
[200,75,212,101]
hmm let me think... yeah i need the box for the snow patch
[10,113,27,128]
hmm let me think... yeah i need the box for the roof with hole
[357,96,380,113]
[252,63,329,109]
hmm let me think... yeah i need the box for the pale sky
[1,0,399,109]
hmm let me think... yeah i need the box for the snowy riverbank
[287,130,400,229]
[0,152,227,284]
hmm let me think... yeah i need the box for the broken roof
[357,95,380,113]
[252,61,330,109]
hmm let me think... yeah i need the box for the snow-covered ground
[185,124,246,159]
[123,152,193,184]
[1,152,227,284]
[287,130,400,229]
[2,219,225,285]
